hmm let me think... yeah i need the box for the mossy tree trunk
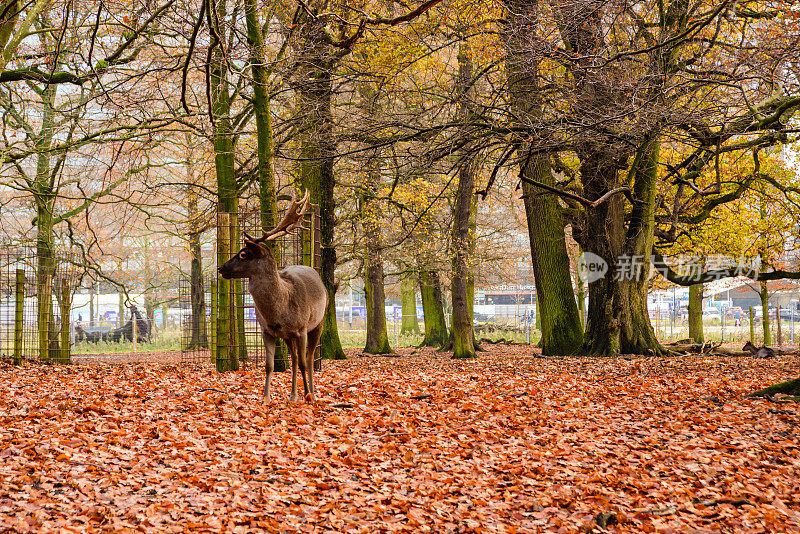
[359,83,392,355]
[747,378,800,399]
[293,16,345,360]
[581,139,666,356]
[450,42,477,360]
[504,0,583,355]
[617,138,664,354]
[33,83,59,361]
[578,151,624,356]
[209,0,241,372]
[519,160,583,355]
[243,4,289,371]
[419,269,448,347]
[400,277,420,334]
[760,280,771,346]
[688,283,704,343]
[548,0,683,357]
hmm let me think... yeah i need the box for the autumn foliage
[1,349,799,533]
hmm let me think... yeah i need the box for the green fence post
[13,269,24,365]
[60,277,71,364]
[39,273,52,361]
[210,280,218,364]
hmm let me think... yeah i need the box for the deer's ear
[243,240,270,258]
[253,242,272,257]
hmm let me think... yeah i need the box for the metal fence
[0,249,79,363]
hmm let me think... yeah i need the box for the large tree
[503,0,583,355]
[497,0,800,356]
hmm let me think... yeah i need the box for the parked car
[702,308,721,321]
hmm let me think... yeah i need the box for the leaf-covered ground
[1,347,799,533]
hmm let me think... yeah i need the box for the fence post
[749,307,755,342]
[216,212,231,371]
[133,310,138,352]
[13,269,24,366]
[210,280,218,364]
[59,277,71,364]
[38,273,52,361]
[777,305,782,347]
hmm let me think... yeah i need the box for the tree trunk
[747,377,800,398]
[581,139,665,356]
[450,43,477,360]
[760,281,771,345]
[294,22,345,360]
[361,169,392,354]
[89,282,96,327]
[359,83,392,355]
[241,11,290,371]
[244,0,278,230]
[688,283,704,343]
[209,0,240,372]
[36,199,56,361]
[364,263,391,354]
[576,275,585,329]
[34,83,59,361]
[185,133,207,349]
[400,277,420,334]
[579,151,625,355]
[419,269,448,347]
[118,291,124,328]
[520,164,583,355]
[617,138,664,354]
[504,0,583,355]
[188,212,207,348]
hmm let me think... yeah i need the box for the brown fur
[743,341,777,359]
[219,241,328,402]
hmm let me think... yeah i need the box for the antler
[245,190,311,244]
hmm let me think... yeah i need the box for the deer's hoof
[289,394,299,403]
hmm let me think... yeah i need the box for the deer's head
[218,240,272,279]
[218,190,311,280]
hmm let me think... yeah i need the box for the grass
[72,330,183,354]
[337,322,539,349]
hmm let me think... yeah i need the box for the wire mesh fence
[0,248,80,363]
[180,207,322,371]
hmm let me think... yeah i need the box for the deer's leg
[306,323,323,396]
[296,331,310,400]
[261,330,276,403]
[288,336,301,402]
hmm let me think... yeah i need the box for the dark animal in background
[74,325,100,343]
[743,341,777,358]
[74,305,150,343]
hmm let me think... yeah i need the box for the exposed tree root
[746,377,800,400]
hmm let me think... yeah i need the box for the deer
[218,191,327,402]
[742,341,777,359]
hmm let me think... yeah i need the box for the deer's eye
[239,251,248,259]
